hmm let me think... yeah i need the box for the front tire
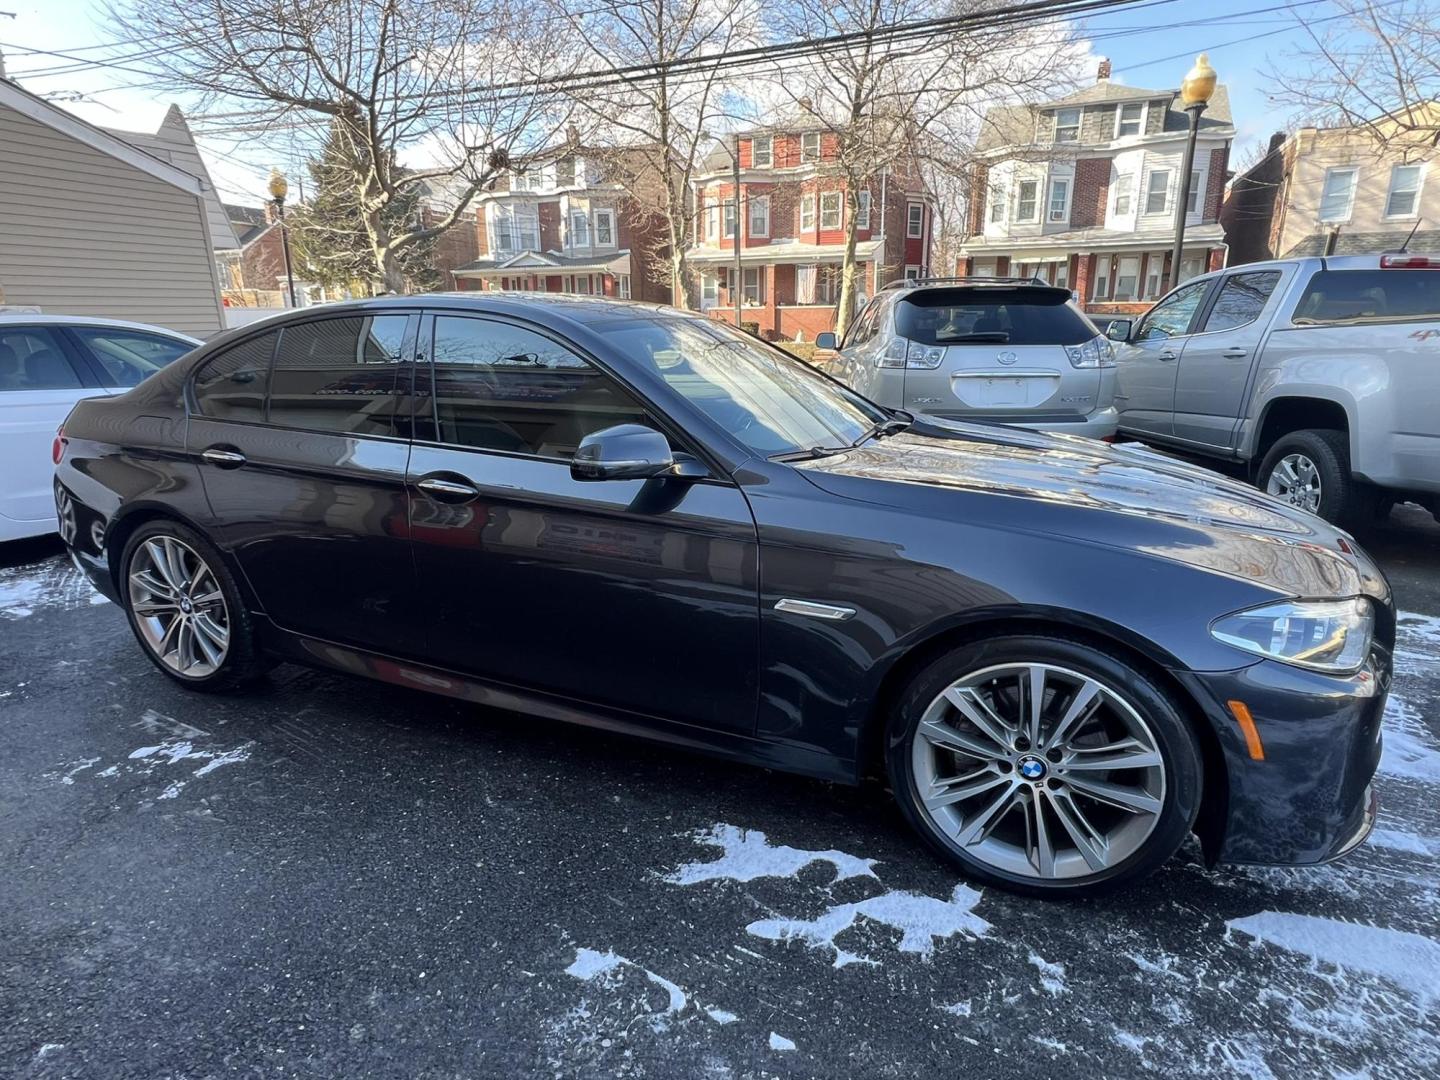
[885,636,1203,897]
[120,521,268,692]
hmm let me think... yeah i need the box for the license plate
[978,378,1026,406]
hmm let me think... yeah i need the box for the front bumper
[1174,650,1388,867]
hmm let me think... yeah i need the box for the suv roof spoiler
[882,275,1048,291]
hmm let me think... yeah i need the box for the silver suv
[819,277,1119,439]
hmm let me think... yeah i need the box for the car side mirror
[571,424,676,482]
[1105,320,1132,343]
[814,332,838,351]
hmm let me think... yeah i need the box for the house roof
[454,249,632,275]
[222,203,274,248]
[975,83,1233,152]
[0,77,207,197]
[101,104,239,249]
[1284,229,1440,257]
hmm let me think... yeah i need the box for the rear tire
[119,520,269,693]
[885,636,1203,898]
[1257,428,1375,528]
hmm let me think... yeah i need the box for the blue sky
[0,0,1335,204]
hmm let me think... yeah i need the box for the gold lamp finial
[268,167,289,203]
[1180,53,1217,108]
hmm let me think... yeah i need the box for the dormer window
[1115,102,1145,138]
[555,157,576,187]
[801,132,821,163]
[1054,108,1081,143]
[752,135,773,168]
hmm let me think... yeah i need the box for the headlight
[1210,598,1373,673]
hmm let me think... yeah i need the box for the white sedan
[0,314,200,543]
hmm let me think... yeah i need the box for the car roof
[0,313,202,342]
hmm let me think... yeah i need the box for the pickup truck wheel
[1258,429,1374,527]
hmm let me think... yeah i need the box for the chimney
[1267,131,1287,154]
[1096,58,1112,82]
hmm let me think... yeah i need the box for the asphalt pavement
[2,506,1438,1079]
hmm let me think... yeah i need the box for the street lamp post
[268,168,299,309]
[1167,53,1218,292]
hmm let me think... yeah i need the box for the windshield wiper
[771,445,849,461]
[851,414,913,447]
[938,332,1010,343]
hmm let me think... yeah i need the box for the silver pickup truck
[1106,254,1440,527]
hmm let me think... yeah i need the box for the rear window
[894,287,1095,346]
[1293,269,1440,324]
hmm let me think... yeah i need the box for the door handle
[415,475,480,503]
[1158,350,1178,362]
[201,447,246,469]
[1222,348,1249,358]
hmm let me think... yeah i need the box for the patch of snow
[939,1000,971,1018]
[1369,828,1440,857]
[158,781,186,800]
[664,823,878,885]
[1206,1038,1278,1080]
[746,883,989,967]
[565,947,623,982]
[191,744,251,776]
[32,1044,64,1062]
[1112,1029,1147,1054]
[0,558,107,619]
[1228,911,1440,1002]
[1393,610,1440,677]
[1029,1036,1069,1053]
[1379,693,1440,782]
[705,1007,738,1025]
[1027,950,1067,996]
[768,1032,795,1051]
[563,947,688,1029]
[57,757,101,785]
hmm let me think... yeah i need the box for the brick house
[451,148,671,303]
[215,203,288,307]
[1223,104,1440,264]
[688,120,934,342]
[958,62,1233,316]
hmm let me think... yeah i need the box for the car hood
[793,416,1389,601]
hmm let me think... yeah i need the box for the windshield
[599,316,886,456]
[895,287,1095,346]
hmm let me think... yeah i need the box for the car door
[1171,267,1291,450]
[405,311,760,734]
[1112,277,1215,438]
[188,311,424,657]
[0,325,108,537]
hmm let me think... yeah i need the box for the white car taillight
[1065,335,1116,369]
[878,338,907,368]
[876,338,945,369]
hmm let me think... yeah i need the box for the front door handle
[1158,350,1179,362]
[201,446,246,469]
[415,475,480,503]
[1222,348,1249,358]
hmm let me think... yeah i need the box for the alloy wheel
[911,663,1167,881]
[127,536,230,677]
[1265,452,1322,513]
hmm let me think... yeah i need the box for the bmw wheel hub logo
[1018,756,1047,780]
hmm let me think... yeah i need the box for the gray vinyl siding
[0,105,224,337]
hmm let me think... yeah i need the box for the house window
[752,135,773,168]
[1047,178,1070,223]
[701,274,718,308]
[1112,174,1133,215]
[821,192,842,230]
[1187,169,1204,214]
[814,264,842,305]
[856,191,870,229]
[569,210,590,246]
[988,185,1005,223]
[510,171,531,192]
[1054,107,1081,143]
[1386,164,1424,218]
[1143,254,1165,299]
[749,195,770,238]
[1015,180,1039,223]
[618,274,631,299]
[1115,256,1140,300]
[904,265,922,282]
[801,132,821,163]
[1054,260,1070,290]
[492,205,538,251]
[742,266,763,304]
[594,208,615,246]
[1319,167,1359,222]
[1144,170,1170,214]
[723,200,737,238]
[1115,102,1144,138]
[555,157,576,187]
[572,275,591,294]
[907,201,924,237]
[800,194,816,231]
[1092,255,1112,299]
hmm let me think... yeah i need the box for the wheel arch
[1250,393,1354,469]
[856,609,1230,864]
[104,503,262,614]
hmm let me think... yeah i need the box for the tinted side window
[72,328,193,387]
[193,330,278,422]
[0,327,83,391]
[1293,269,1440,323]
[1134,280,1210,341]
[268,316,409,436]
[1203,272,1282,333]
[895,288,1093,346]
[429,316,647,458]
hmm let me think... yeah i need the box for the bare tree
[1267,0,1440,152]
[761,0,1084,336]
[111,0,572,291]
[543,0,756,307]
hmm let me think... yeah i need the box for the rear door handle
[201,447,246,469]
[1158,350,1178,362]
[1222,348,1249,358]
[415,475,480,503]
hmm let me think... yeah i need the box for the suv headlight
[1065,335,1116,369]
[1210,598,1374,673]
